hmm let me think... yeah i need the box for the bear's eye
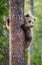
[29,20,31,23]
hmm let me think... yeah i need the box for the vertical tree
[9,0,25,65]
[29,0,34,14]
[28,0,34,65]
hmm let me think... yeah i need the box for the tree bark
[9,0,25,65]
[28,0,34,65]
[29,0,34,14]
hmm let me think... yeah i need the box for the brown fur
[4,14,36,49]
[21,14,36,49]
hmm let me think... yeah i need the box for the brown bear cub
[21,14,36,49]
[3,13,36,49]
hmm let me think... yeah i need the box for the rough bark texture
[9,0,25,65]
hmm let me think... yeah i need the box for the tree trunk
[29,0,34,14]
[9,0,25,65]
[28,0,34,65]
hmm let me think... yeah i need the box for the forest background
[0,0,42,65]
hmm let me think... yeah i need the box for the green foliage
[0,0,42,65]
[0,0,9,65]
[0,0,9,19]
[25,0,42,65]
[25,49,28,65]
[31,0,42,65]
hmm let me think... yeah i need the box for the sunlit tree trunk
[28,0,34,65]
[29,0,34,14]
[9,0,25,65]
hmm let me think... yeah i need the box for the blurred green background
[0,0,42,65]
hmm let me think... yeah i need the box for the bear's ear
[24,13,30,17]
[25,14,29,17]
[34,18,36,21]
[34,17,37,21]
